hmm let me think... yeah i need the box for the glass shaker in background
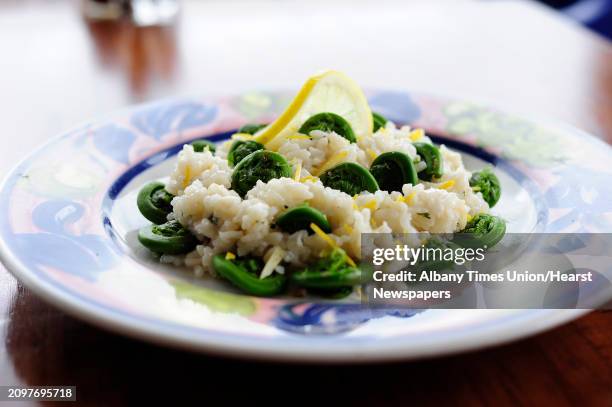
[82,0,179,26]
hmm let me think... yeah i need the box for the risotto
[136,71,503,297]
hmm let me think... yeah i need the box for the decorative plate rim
[0,251,591,361]
[0,89,609,362]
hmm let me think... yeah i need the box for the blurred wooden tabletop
[0,0,611,405]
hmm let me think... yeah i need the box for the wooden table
[0,1,611,405]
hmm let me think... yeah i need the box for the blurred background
[0,0,610,177]
[80,0,612,37]
[0,0,611,302]
[79,0,612,36]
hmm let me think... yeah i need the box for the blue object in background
[538,0,612,40]
[563,0,612,39]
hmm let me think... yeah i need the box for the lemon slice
[253,70,373,150]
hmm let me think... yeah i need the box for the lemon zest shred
[345,255,357,268]
[313,150,348,176]
[466,214,473,222]
[293,161,302,182]
[438,180,456,190]
[260,246,286,279]
[342,224,353,235]
[352,202,359,210]
[405,191,416,205]
[182,165,192,189]
[286,134,312,141]
[300,175,318,183]
[409,129,424,141]
[310,224,357,267]
[367,148,377,161]
[395,195,405,203]
[231,132,255,140]
[310,222,338,250]
[225,252,236,260]
[363,199,377,211]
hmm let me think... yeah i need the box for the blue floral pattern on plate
[131,101,218,139]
